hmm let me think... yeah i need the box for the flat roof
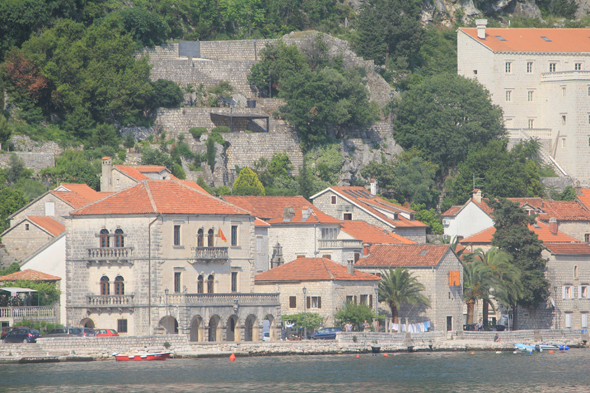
[210,113,269,120]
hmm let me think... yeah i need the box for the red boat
[113,352,171,361]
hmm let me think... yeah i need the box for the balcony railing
[508,128,552,139]
[157,293,279,307]
[318,239,363,249]
[541,70,590,82]
[87,295,134,307]
[87,247,134,260]
[0,306,58,322]
[194,247,228,261]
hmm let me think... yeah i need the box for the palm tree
[462,261,493,325]
[378,267,430,324]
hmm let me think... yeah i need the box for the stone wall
[0,152,55,173]
[36,335,192,354]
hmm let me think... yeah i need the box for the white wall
[443,201,494,239]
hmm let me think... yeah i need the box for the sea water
[1,349,589,392]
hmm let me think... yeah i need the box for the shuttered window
[289,296,296,308]
[449,271,460,286]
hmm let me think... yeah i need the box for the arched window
[115,276,124,295]
[114,229,124,248]
[574,265,578,278]
[197,229,204,248]
[207,275,214,293]
[207,229,214,247]
[197,275,204,293]
[100,276,110,295]
[100,229,109,248]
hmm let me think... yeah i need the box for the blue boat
[514,343,535,353]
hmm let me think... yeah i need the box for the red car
[94,328,119,337]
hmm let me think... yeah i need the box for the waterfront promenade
[0,330,587,363]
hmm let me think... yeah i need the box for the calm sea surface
[1,349,589,392]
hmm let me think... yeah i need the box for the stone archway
[159,316,178,334]
[208,315,221,342]
[190,316,203,342]
[226,315,240,342]
[265,314,276,341]
[244,314,257,341]
[80,318,94,328]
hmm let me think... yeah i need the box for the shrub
[212,126,231,134]
[189,127,208,140]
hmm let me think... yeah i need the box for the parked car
[45,327,84,338]
[94,329,119,337]
[262,332,270,342]
[1,326,26,340]
[82,328,96,337]
[463,324,477,331]
[311,327,341,340]
[2,328,41,343]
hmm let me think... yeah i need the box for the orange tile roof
[71,180,250,216]
[179,180,208,194]
[441,205,463,217]
[326,187,428,229]
[577,189,590,210]
[27,216,66,236]
[50,183,106,209]
[459,28,590,53]
[0,269,61,281]
[222,196,340,223]
[355,244,451,267]
[460,221,579,244]
[545,243,590,255]
[536,200,590,222]
[255,218,271,227]
[254,258,380,282]
[339,220,415,244]
[114,165,177,182]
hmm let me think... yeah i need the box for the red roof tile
[255,218,271,227]
[459,28,590,53]
[441,205,463,217]
[50,183,106,209]
[0,269,61,281]
[536,200,590,222]
[254,258,380,282]
[179,180,208,194]
[544,243,590,255]
[323,187,428,229]
[339,221,415,244]
[27,216,66,236]
[114,165,177,182]
[71,180,250,216]
[577,189,590,210]
[222,196,340,223]
[355,244,451,267]
[460,221,579,244]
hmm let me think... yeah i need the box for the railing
[0,306,57,322]
[87,247,134,260]
[87,295,135,306]
[318,239,363,249]
[194,247,228,260]
[541,70,590,82]
[507,128,552,139]
[157,293,279,307]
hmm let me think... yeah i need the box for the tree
[123,134,136,149]
[378,267,430,324]
[552,186,577,201]
[39,150,100,190]
[151,79,184,108]
[5,154,31,184]
[355,3,387,65]
[141,147,174,170]
[281,312,323,336]
[0,115,11,147]
[89,124,120,150]
[113,7,171,48]
[462,261,492,326]
[489,198,549,322]
[233,167,265,196]
[393,73,506,175]
[0,186,27,232]
[334,301,376,331]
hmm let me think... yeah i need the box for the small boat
[514,343,535,353]
[535,344,559,352]
[113,351,171,361]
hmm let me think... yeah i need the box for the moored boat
[113,352,171,361]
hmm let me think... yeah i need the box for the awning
[0,287,39,294]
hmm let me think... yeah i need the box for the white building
[458,22,590,183]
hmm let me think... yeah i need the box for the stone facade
[0,220,56,262]
[550,221,590,243]
[65,212,281,341]
[457,24,590,184]
[254,279,378,327]
[355,249,464,332]
[9,193,74,227]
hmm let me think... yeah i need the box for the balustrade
[318,239,363,249]
[193,247,228,261]
[87,295,135,306]
[157,292,279,307]
[87,247,134,260]
[0,306,57,321]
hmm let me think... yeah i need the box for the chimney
[363,245,369,256]
[549,217,558,235]
[283,206,295,222]
[347,259,354,275]
[301,206,311,221]
[472,189,482,204]
[370,178,378,196]
[101,156,113,192]
[476,19,487,40]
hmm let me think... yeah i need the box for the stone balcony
[318,239,363,249]
[157,292,279,307]
[191,247,229,262]
[86,247,134,264]
[87,295,134,308]
[0,305,58,324]
[541,70,590,82]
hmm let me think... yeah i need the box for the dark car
[1,326,26,340]
[82,328,96,337]
[94,329,119,337]
[311,327,342,340]
[45,327,84,338]
[2,328,41,343]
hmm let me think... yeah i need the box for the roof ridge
[323,258,335,280]
[144,181,159,213]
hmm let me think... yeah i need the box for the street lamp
[303,286,307,339]
[164,287,169,333]
[253,38,257,63]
